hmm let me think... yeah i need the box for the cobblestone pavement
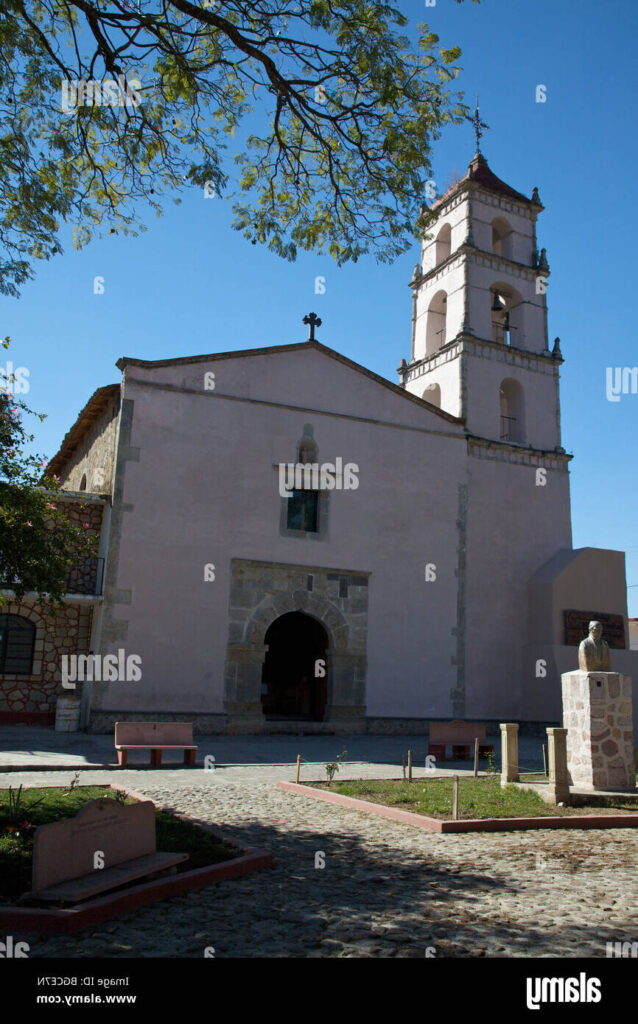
[7,767,638,959]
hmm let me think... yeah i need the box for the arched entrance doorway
[261,612,328,720]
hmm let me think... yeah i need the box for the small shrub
[3,785,45,826]
[325,748,348,786]
[66,772,81,794]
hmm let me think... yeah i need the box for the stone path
[6,766,638,959]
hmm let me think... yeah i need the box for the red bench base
[427,742,494,763]
[116,748,197,768]
[428,743,447,762]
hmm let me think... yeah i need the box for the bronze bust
[578,620,611,671]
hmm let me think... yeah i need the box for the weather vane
[466,96,489,155]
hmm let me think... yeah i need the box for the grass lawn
[0,785,239,906]
[307,776,638,820]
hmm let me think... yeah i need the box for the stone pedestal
[500,723,519,785]
[561,671,635,792]
[546,727,570,804]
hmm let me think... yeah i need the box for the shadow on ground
[15,809,635,959]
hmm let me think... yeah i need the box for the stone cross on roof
[303,312,322,342]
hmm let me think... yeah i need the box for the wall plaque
[563,610,626,649]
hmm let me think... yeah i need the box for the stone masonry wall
[60,395,120,495]
[0,497,104,720]
[0,600,93,718]
[59,494,105,535]
[562,671,635,791]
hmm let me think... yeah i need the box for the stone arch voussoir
[4,603,46,629]
[245,592,349,649]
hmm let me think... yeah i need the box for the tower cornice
[466,435,571,467]
[403,333,562,387]
[449,180,543,218]
[411,246,550,291]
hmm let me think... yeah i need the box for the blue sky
[4,0,638,612]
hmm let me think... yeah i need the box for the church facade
[2,151,636,734]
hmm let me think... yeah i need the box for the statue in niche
[299,442,315,465]
[578,620,611,672]
[298,424,317,466]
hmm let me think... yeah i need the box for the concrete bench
[428,720,494,762]
[31,798,189,904]
[114,721,198,768]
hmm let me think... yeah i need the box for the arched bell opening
[490,283,523,346]
[435,223,452,265]
[491,216,513,259]
[499,377,525,444]
[422,383,441,408]
[425,290,448,355]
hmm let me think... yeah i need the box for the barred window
[0,615,36,675]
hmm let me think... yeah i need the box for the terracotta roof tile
[432,152,533,210]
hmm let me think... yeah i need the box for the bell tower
[399,142,564,454]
